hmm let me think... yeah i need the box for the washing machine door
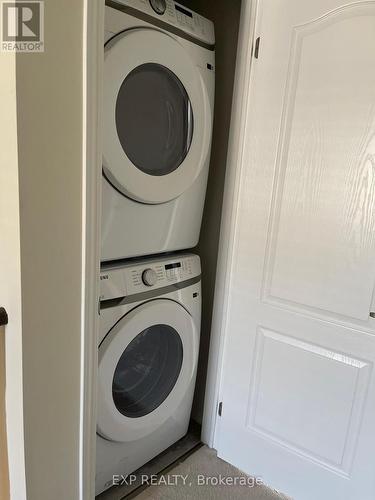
[103,28,212,204]
[97,299,198,442]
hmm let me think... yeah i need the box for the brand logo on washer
[100,275,109,281]
[1,1,44,52]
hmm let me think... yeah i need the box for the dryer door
[103,28,212,204]
[97,299,198,442]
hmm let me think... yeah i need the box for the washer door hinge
[253,36,260,59]
[218,401,223,417]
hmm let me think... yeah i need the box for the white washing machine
[102,0,215,261]
[96,253,201,495]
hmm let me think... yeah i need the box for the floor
[97,423,202,499]
[96,423,290,500]
[132,446,290,500]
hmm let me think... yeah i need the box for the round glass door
[112,324,183,418]
[97,299,197,442]
[103,28,212,204]
[116,63,193,176]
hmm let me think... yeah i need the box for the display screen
[175,4,193,17]
[165,262,182,270]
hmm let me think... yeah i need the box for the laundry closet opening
[96,0,242,497]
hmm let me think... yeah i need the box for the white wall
[0,50,27,500]
[15,1,86,499]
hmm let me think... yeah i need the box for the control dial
[142,268,158,287]
[149,0,166,15]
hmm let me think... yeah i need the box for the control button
[142,268,158,287]
[149,0,166,15]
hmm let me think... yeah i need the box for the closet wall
[16,2,86,498]
[179,0,242,423]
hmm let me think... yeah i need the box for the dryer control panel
[100,254,201,301]
[108,0,215,47]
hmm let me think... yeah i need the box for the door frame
[0,49,26,500]
[80,1,104,499]
[201,0,259,447]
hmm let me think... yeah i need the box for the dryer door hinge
[253,37,260,59]
[218,401,223,417]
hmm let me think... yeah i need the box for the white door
[217,1,375,499]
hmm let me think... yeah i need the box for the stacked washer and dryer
[97,0,215,495]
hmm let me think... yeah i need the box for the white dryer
[102,0,215,261]
[96,254,201,495]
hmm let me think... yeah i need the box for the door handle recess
[0,307,8,327]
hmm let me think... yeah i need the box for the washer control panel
[100,254,201,300]
[109,0,215,47]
